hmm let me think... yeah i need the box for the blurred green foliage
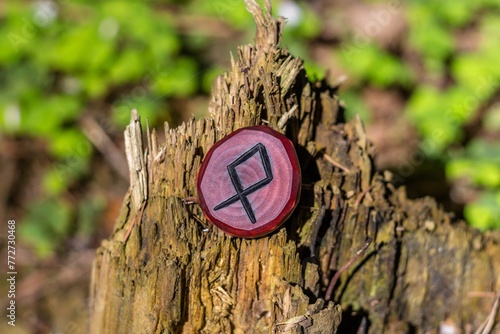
[409,0,500,230]
[0,0,322,257]
[341,43,414,88]
[2,0,499,258]
[0,0,201,257]
[19,198,73,258]
[19,196,105,257]
[338,0,500,230]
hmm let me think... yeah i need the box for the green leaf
[48,128,92,158]
[43,168,70,196]
[151,57,198,97]
[20,198,73,258]
[282,2,321,39]
[341,90,372,123]
[202,66,225,94]
[77,196,106,236]
[484,106,500,131]
[111,98,164,128]
[108,50,147,85]
[407,6,454,61]
[452,54,498,95]
[466,139,500,162]
[304,62,326,81]
[43,149,90,196]
[446,159,472,180]
[465,191,500,231]
[435,1,476,27]
[80,73,107,98]
[337,43,414,87]
[474,163,500,187]
[196,0,252,28]
[48,25,98,71]
[20,95,82,135]
[446,139,500,188]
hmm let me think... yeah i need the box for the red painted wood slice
[197,125,301,238]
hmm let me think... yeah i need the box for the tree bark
[89,1,500,333]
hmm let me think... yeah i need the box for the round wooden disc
[197,126,301,238]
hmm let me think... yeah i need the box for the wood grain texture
[89,1,500,333]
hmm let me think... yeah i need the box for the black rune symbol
[214,143,273,224]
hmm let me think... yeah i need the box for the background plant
[335,0,500,230]
[0,0,323,258]
[1,0,499,257]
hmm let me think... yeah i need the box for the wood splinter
[325,237,373,301]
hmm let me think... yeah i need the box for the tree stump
[89,1,500,333]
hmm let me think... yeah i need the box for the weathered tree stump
[89,1,500,333]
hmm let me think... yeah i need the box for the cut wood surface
[89,1,500,333]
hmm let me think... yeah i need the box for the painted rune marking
[214,143,273,224]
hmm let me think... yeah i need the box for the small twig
[123,214,136,242]
[275,315,308,328]
[183,196,199,205]
[153,147,165,163]
[278,105,298,129]
[474,292,500,334]
[183,196,209,233]
[123,200,147,242]
[196,222,212,253]
[354,185,374,207]
[323,153,350,173]
[468,291,497,298]
[80,115,130,180]
[356,316,368,334]
[136,200,147,227]
[325,237,372,301]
